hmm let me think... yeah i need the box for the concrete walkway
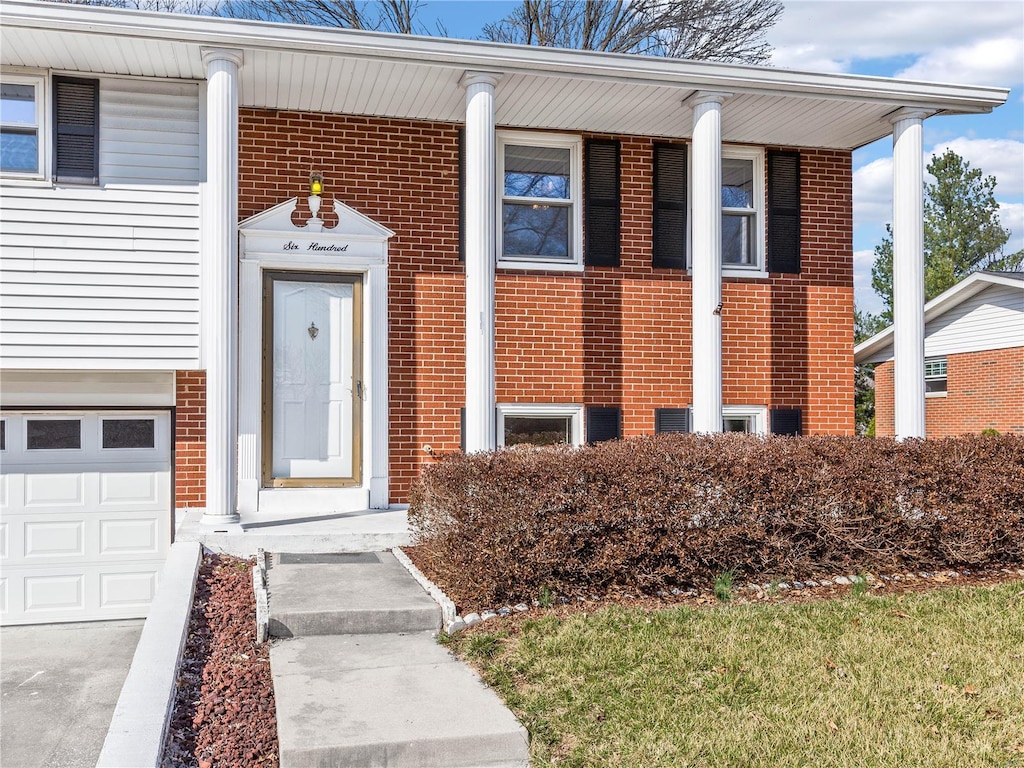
[267,551,530,768]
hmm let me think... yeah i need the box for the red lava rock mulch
[162,552,278,768]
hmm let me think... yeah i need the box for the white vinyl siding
[0,76,200,369]
[924,283,1024,357]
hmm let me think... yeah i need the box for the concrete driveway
[1,619,143,768]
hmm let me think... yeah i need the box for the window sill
[0,175,51,187]
[497,259,584,273]
[925,391,948,398]
[723,266,768,279]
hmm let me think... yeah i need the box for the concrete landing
[175,506,411,556]
[268,551,440,637]
[270,633,530,768]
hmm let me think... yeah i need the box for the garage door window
[102,418,155,450]
[1,419,5,450]
[26,419,81,450]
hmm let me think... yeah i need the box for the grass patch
[448,582,1024,768]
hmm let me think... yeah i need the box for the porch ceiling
[1,1,1009,151]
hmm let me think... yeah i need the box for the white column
[368,263,389,507]
[890,109,930,440]
[460,71,501,453]
[200,48,243,526]
[689,91,730,434]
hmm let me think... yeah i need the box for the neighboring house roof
[854,271,1024,364]
[0,0,1009,151]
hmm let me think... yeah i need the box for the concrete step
[270,632,530,768]
[268,551,440,637]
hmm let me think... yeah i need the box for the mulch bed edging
[162,552,279,768]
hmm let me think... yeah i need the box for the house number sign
[283,240,351,253]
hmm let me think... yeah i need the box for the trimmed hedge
[408,434,1024,607]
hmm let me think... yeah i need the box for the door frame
[261,270,363,488]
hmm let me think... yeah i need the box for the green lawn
[445,582,1024,768]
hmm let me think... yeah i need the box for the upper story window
[497,131,583,271]
[720,146,764,271]
[925,356,948,396]
[1,75,45,177]
[0,72,99,184]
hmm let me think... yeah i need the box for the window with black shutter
[652,143,687,269]
[770,408,802,436]
[767,150,801,274]
[586,406,621,443]
[52,76,99,184]
[584,138,620,267]
[654,408,690,434]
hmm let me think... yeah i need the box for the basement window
[497,404,583,447]
[925,357,948,396]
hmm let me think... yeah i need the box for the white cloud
[852,156,894,228]
[895,37,1024,86]
[853,249,884,314]
[930,138,1024,197]
[852,137,1024,313]
[771,1,1024,86]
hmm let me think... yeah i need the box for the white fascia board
[1,1,1009,113]
[853,272,1023,363]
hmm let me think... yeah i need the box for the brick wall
[874,347,1024,437]
[175,370,206,508]
[238,111,855,501]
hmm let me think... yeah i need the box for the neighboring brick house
[0,2,1009,623]
[856,271,1024,437]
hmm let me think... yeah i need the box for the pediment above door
[240,196,394,263]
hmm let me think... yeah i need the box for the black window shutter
[654,408,690,434]
[584,139,621,267]
[457,128,465,262]
[53,76,99,184]
[770,408,802,436]
[587,406,621,443]
[652,143,688,269]
[459,407,466,452]
[767,150,801,274]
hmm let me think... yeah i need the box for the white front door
[264,272,362,487]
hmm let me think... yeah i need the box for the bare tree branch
[482,0,783,63]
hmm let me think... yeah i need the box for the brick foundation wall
[238,111,855,502]
[175,370,206,508]
[874,347,1024,437]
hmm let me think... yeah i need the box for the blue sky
[421,0,1024,315]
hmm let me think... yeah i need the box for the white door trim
[237,197,392,514]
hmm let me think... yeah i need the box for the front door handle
[355,380,364,399]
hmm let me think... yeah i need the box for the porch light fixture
[310,173,324,196]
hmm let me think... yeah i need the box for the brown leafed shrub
[408,434,1024,607]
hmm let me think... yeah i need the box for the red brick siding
[238,111,855,502]
[175,370,206,507]
[874,347,1024,437]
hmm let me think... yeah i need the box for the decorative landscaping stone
[514,603,529,612]
[480,610,498,622]
[819,580,833,586]
[834,576,852,585]
[670,588,682,596]
[793,582,805,590]
[446,619,467,635]
[778,582,790,590]
[463,612,481,627]
[497,607,512,616]
[805,580,819,587]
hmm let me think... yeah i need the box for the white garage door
[0,411,171,625]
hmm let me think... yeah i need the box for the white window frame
[688,145,766,277]
[925,356,948,398]
[722,405,768,435]
[496,403,584,447]
[0,70,47,181]
[496,131,584,272]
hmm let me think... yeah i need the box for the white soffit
[0,1,1010,150]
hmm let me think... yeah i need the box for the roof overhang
[0,0,1011,150]
[854,272,1024,363]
